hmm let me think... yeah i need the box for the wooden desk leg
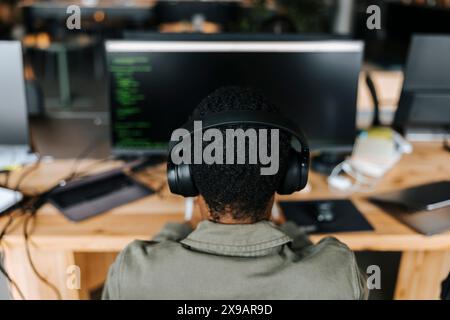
[74,252,118,300]
[395,250,450,300]
[3,243,80,300]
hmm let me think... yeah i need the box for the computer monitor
[106,38,363,156]
[394,35,450,138]
[122,32,349,42]
[0,41,29,147]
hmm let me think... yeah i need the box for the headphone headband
[167,109,310,197]
[169,110,309,154]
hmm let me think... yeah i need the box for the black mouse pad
[279,200,374,234]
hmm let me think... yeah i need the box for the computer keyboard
[48,169,154,221]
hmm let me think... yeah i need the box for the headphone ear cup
[277,150,308,195]
[299,152,309,191]
[167,161,199,197]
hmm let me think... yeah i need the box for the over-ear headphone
[167,110,310,197]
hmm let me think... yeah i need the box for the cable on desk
[1,142,143,300]
[0,171,11,188]
[0,210,27,300]
[22,207,62,300]
[0,213,15,242]
[9,148,113,300]
[13,156,43,192]
[0,258,26,300]
[0,153,59,300]
[65,135,109,182]
[11,154,121,300]
[72,156,113,178]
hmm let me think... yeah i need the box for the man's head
[191,86,291,223]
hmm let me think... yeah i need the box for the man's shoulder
[301,236,358,269]
[115,239,187,282]
[120,239,183,261]
[297,236,367,299]
[103,239,188,299]
[314,236,354,254]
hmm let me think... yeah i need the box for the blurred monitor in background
[0,41,29,148]
[0,1,15,39]
[0,41,36,170]
[153,0,241,33]
[394,35,450,141]
[355,0,450,68]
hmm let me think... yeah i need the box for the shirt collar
[180,220,292,257]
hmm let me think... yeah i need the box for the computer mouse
[314,201,336,223]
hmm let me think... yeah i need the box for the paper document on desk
[349,128,405,178]
[0,146,38,171]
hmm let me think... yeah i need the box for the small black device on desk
[370,181,450,212]
[47,169,154,222]
[278,200,374,234]
[369,181,450,235]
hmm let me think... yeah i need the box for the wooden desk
[1,143,449,300]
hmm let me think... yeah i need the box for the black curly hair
[190,86,291,223]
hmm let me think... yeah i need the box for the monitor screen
[403,35,450,91]
[394,35,450,132]
[106,40,363,155]
[0,41,29,146]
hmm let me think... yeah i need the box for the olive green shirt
[102,220,368,300]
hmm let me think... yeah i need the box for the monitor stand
[311,152,349,176]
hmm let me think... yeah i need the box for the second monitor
[106,38,363,156]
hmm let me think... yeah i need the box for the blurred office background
[1,0,450,299]
[1,0,450,121]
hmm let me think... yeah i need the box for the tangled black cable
[0,140,110,300]
[0,170,11,188]
[22,206,62,300]
[0,136,138,300]
[0,157,54,300]
[13,157,42,192]
[0,260,26,300]
[0,161,43,300]
[0,210,27,299]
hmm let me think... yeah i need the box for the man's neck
[212,218,254,225]
[210,213,269,225]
